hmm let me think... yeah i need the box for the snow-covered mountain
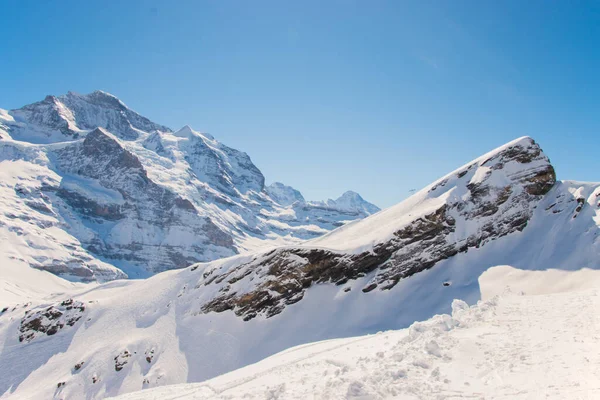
[114,265,600,400]
[1,136,598,399]
[0,91,379,280]
[265,182,305,206]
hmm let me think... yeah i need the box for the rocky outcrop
[19,299,86,343]
[199,138,556,320]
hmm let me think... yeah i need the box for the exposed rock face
[19,299,86,343]
[200,137,556,320]
[53,128,236,274]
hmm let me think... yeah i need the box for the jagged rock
[8,91,170,142]
[114,350,132,372]
[19,299,86,343]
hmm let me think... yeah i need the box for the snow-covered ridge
[7,90,171,143]
[195,136,557,320]
[114,265,600,400]
[0,91,379,280]
[266,182,381,215]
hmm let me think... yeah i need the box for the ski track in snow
[114,266,600,400]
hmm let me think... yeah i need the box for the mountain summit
[0,91,379,280]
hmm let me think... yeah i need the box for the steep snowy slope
[0,136,598,399]
[114,265,600,400]
[0,92,379,279]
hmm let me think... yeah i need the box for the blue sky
[2,1,599,208]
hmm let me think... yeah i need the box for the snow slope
[0,92,379,280]
[0,137,598,399]
[114,265,600,400]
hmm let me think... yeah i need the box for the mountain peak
[337,190,363,201]
[6,91,171,142]
[310,190,380,215]
[174,125,215,140]
[266,182,306,206]
[66,90,127,110]
[174,125,194,137]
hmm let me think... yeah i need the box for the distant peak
[61,90,128,110]
[43,95,58,103]
[313,190,380,214]
[337,190,363,200]
[88,90,119,99]
[266,182,305,206]
[174,125,195,137]
[269,182,287,188]
[174,125,214,140]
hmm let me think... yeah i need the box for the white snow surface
[113,265,600,400]
[0,176,598,399]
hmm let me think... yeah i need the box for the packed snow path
[115,266,600,400]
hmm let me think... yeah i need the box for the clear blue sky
[2,1,599,208]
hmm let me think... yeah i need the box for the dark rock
[114,350,131,372]
[19,299,86,343]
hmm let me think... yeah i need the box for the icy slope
[0,92,378,279]
[114,265,600,400]
[1,137,598,400]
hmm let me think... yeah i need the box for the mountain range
[0,105,598,399]
[0,91,379,283]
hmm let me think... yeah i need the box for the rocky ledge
[19,299,86,343]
